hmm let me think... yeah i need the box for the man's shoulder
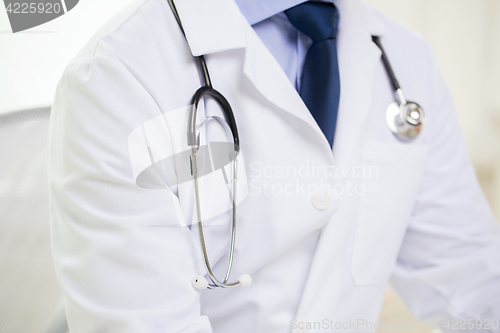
[67,0,173,67]
[358,1,432,55]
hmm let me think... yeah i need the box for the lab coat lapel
[242,28,331,151]
[331,0,385,175]
[233,0,391,170]
[240,0,389,170]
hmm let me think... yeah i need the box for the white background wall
[0,0,137,113]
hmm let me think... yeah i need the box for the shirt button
[311,193,332,210]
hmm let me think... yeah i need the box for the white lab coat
[47,0,500,332]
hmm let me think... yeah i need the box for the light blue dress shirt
[234,0,334,91]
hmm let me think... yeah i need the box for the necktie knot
[285,1,338,43]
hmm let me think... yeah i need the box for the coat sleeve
[47,56,212,332]
[390,45,500,332]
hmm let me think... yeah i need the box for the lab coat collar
[173,0,247,56]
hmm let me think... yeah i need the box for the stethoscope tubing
[372,36,400,92]
[191,148,240,289]
[188,87,240,151]
[167,0,242,289]
[166,0,239,151]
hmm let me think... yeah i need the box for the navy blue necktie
[285,1,340,147]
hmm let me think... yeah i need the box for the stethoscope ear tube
[188,86,240,153]
[166,0,239,151]
[372,36,400,92]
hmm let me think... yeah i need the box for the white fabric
[47,0,500,332]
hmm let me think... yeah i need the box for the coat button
[311,193,332,210]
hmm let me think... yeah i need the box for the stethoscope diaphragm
[386,99,425,140]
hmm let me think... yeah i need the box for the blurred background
[0,0,499,332]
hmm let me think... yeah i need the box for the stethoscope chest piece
[371,35,426,140]
[386,99,425,140]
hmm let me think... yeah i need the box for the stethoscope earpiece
[192,275,209,290]
[237,274,252,287]
[191,274,252,290]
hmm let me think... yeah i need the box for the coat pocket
[350,141,428,285]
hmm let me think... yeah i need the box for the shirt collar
[234,0,335,26]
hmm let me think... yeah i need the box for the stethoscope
[372,36,426,139]
[166,0,251,290]
[165,0,425,291]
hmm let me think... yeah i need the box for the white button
[311,193,332,210]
